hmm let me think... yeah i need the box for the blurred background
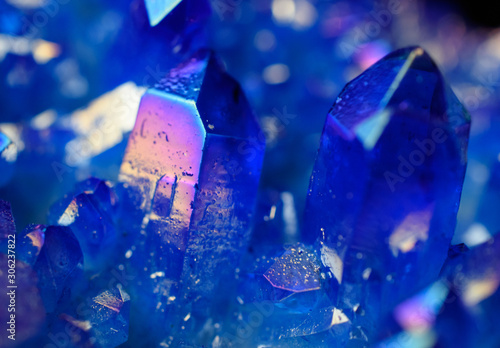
[0,0,499,247]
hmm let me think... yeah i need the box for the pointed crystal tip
[144,0,183,26]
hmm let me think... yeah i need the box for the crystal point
[304,47,471,341]
[144,0,183,26]
[49,178,117,271]
[34,225,83,312]
[88,287,131,347]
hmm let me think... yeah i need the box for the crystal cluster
[117,49,264,345]
[1,0,499,345]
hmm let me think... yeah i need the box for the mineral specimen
[48,178,118,272]
[303,47,471,340]
[118,49,264,344]
[145,0,183,26]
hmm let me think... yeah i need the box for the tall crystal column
[303,47,470,336]
[118,50,264,343]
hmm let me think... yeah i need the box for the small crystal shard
[144,0,183,26]
[118,50,264,344]
[87,287,131,347]
[34,225,84,312]
[49,178,117,271]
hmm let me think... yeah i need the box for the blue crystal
[34,225,84,312]
[48,178,118,272]
[264,243,321,293]
[0,82,145,229]
[433,288,478,348]
[144,0,183,26]
[117,50,264,344]
[47,286,131,348]
[303,47,471,342]
[223,242,354,347]
[378,237,500,347]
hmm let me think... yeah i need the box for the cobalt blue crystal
[438,237,500,347]
[117,49,264,345]
[48,178,118,272]
[17,224,45,266]
[303,47,471,342]
[0,252,46,347]
[34,225,84,313]
[82,287,131,347]
[374,280,450,347]
[145,0,183,26]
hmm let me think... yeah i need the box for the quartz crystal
[16,224,45,266]
[48,178,118,272]
[376,237,500,347]
[145,0,183,26]
[118,49,264,344]
[78,287,131,347]
[303,47,471,341]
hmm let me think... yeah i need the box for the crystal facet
[144,0,183,26]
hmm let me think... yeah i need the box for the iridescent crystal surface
[118,49,264,344]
